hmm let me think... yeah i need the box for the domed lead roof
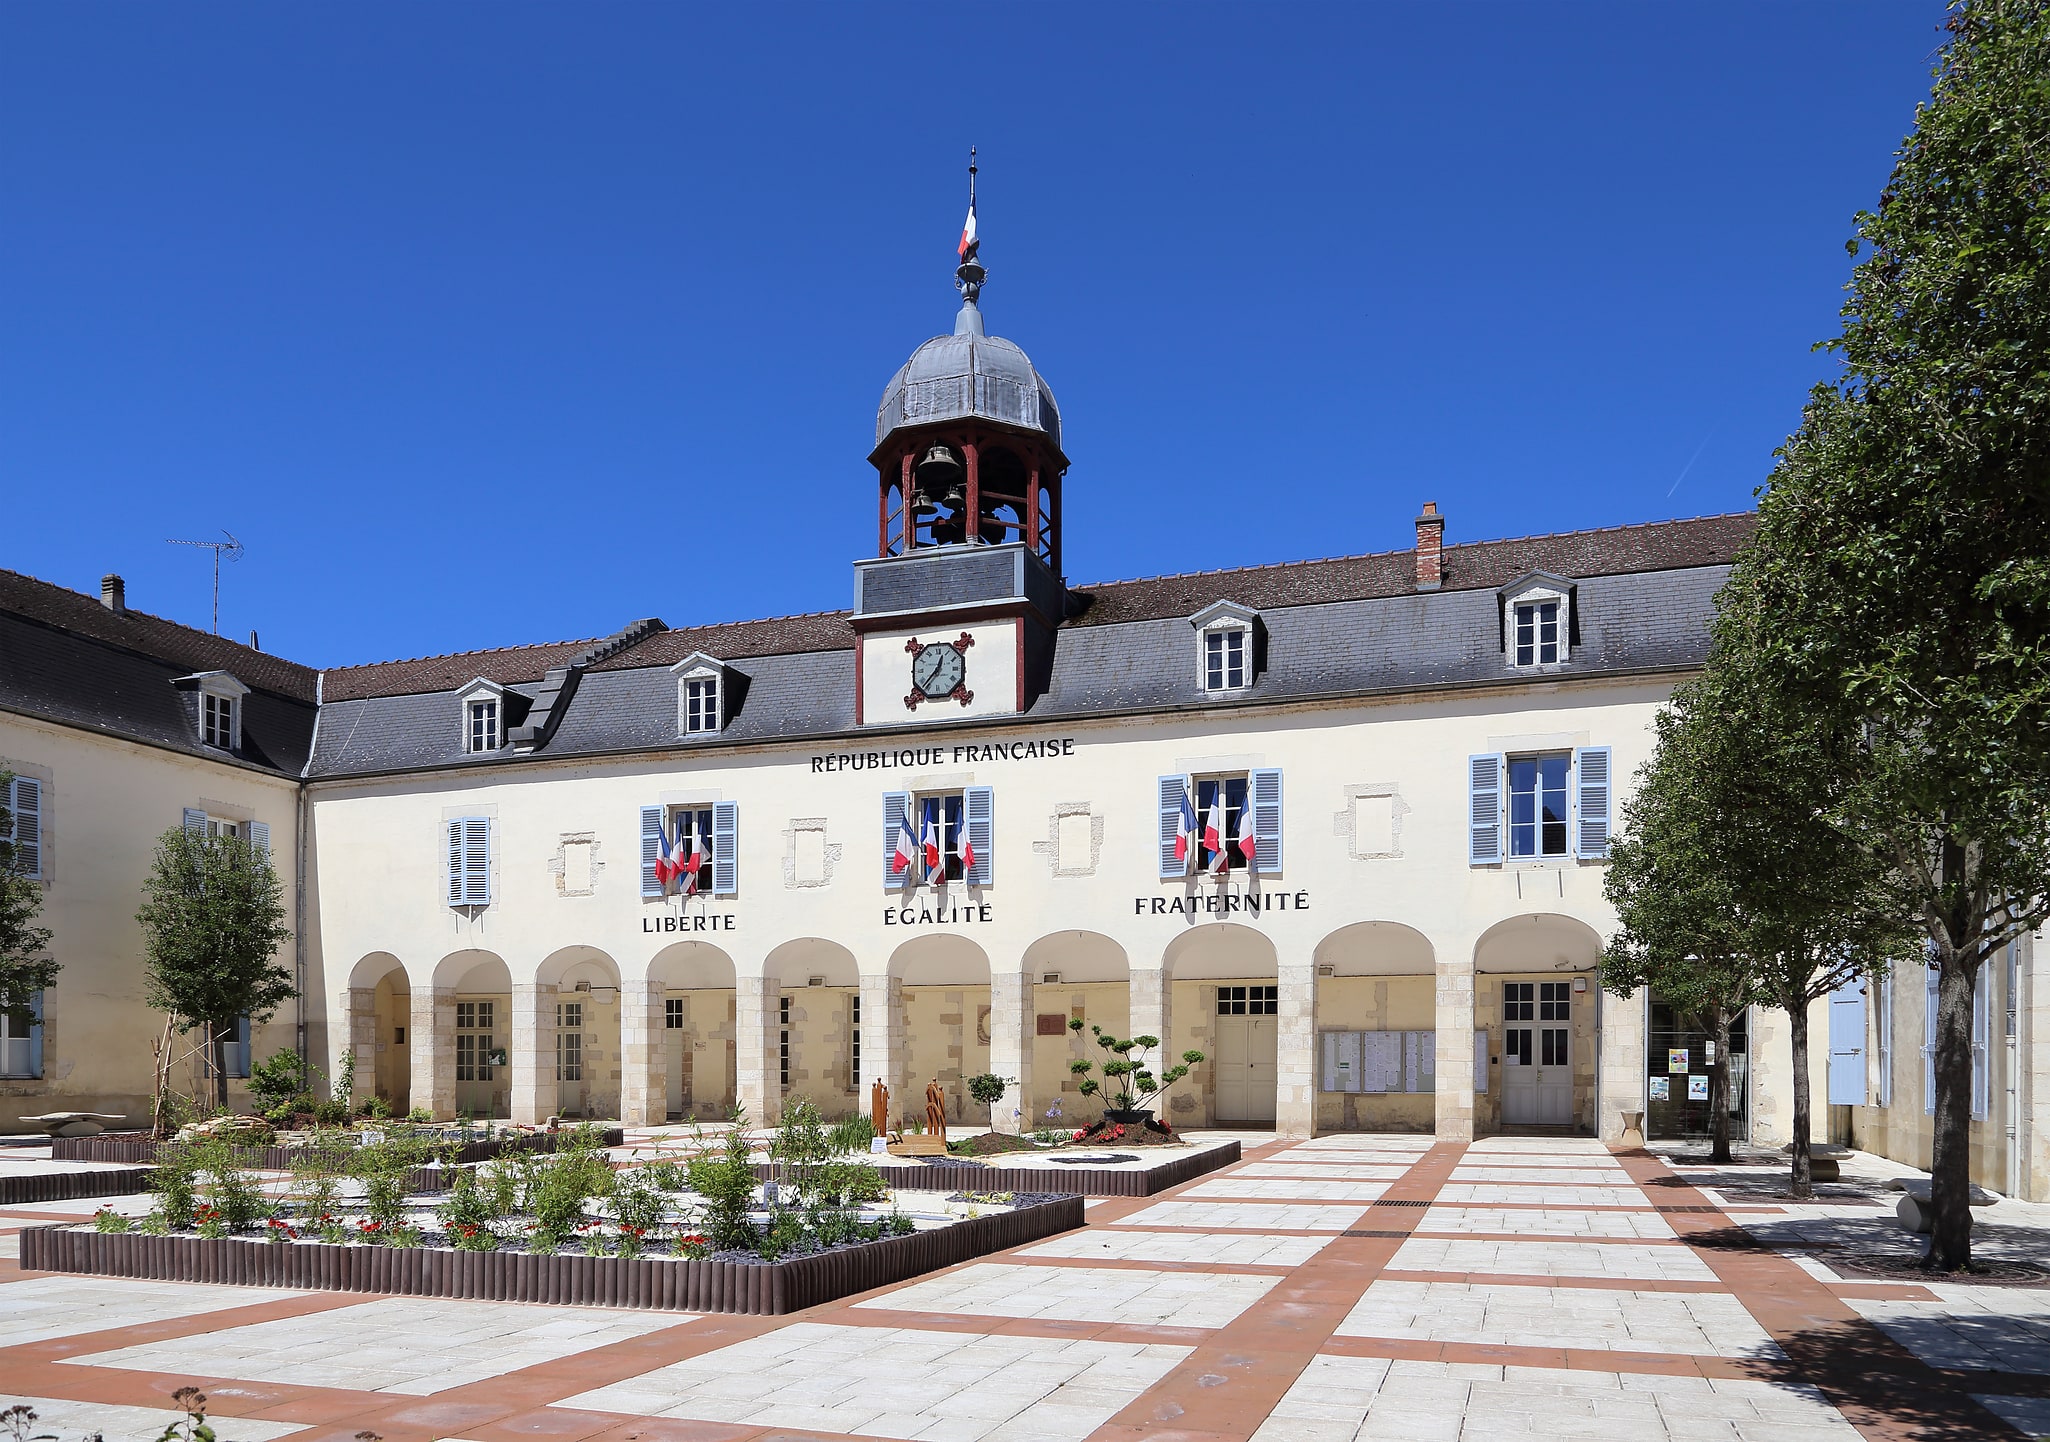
[875,301,1061,452]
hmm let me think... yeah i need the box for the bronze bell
[915,443,965,499]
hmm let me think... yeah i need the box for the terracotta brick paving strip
[1610,1148,2026,1441]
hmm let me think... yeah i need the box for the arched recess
[763,940,861,1120]
[1473,914,1606,1133]
[1163,924,1281,1127]
[888,936,992,1124]
[1311,923,1438,1135]
[1163,922,1278,980]
[1022,931,1130,1130]
[541,947,623,1121]
[433,950,511,1118]
[347,953,409,1107]
[649,943,738,1122]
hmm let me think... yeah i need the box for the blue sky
[1,4,1947,668]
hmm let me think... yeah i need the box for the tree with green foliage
[135,826,294,1112]
[1739,0,2050,1265]
[0,774,57,1042]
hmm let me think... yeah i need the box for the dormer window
[670,653,732,737]
[455,679,511,756]
[1498,572,1576,670]
[1190,601,1260,694]
[175,671,250,753]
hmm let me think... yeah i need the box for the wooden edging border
[49,1128,624,1171]
[19,1194,1084,1315]
[0,1167,156,1205]
[751,1140,1241,1199]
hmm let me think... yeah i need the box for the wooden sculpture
[870,1079,890,1140]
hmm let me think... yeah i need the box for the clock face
[913,642,965,698]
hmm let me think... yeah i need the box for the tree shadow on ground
[1737,1318,2041,1441]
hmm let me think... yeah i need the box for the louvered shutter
[883,791,910,888]
[1157,775,1189,879]
[230,1016,252,1078]
[1827,980,1867,1105]
[26,992,43,1079]
[1468,755,1504,864]
[1574,746,1612,859]
[463,817,491,905]
[247,820,271,861]
[712,801,739,895]
[1970,962,1990,1118]
[1250,768,1282,872]
[963,786,993,887]
[183,807,209,839]
[1875,977,1893,1105]
[7,779,41,879]
[1922,964,1938,1114]
[640,806,664,898]
[447,820,466,904]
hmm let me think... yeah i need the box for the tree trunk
[1788,1001,1813,1199]
[1927,947,1979,1271]
[1709,1005,1734,1165]
[211,1019,231,1113]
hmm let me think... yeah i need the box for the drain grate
[1655,1204,1720,1213]
[1343,1229,1412,1239]
[1370,1198,1430,1208]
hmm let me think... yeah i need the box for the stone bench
[18,1113,127,1140]
[1887,1176,1998,1234]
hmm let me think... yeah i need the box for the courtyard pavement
[3,1132,2048,1442]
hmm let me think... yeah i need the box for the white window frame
[1505,750,1573,859]
[455,679,509,756]
[0,992,40,1079]
[1189,601,1258,694]
[1505,586,1570,669]
[556,1000,584,1081]
[466,698,500,754]
[181,672,249,751]
[670,654,730,737]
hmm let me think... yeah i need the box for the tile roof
[322,636,610,702]
[0,568,318,702]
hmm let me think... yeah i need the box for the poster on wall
[1648,1076,1670,1101]
[1688,1074,1709,1100]
[1667,1048,1689,1073]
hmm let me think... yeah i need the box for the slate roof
[0,572,317,776]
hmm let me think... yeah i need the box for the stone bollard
[1618,1110,1645,1148]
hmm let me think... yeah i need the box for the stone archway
[1474,914,1606,1132]
[888,936,992,1130]
[761,939,862,1125]
[538,947,623,1121]
[1021,931,1130,1132]
[342,953,407,1109]
[1163,924,1281,1128]
[1311,923,1437,1133]
[646,943,738,1122]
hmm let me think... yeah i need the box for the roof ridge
[325,634,610,675]
[1074,511,1755,593]
[0,567,318,681]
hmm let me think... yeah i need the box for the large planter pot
[1103,1108,1154,1125]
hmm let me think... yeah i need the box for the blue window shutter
[247,820,271,861]
[1876,977,1892,1106]
[465,817,492,905]
[1970,962,1990,1118]
[231,1016,252,1078]
[883,791,910,888]
[1827,980,1867,1105]
[183,807,209,839]
[8,778,41,879]
[1574,747,1612,859]
[1157,775,1188,879]
[640,806,664,898]
[1468,755,1503,864]
[1922,964,1938,1114]
[447,820,465,905]
[1251,768,1282,872]
[27,991,44,1079]
[712,801,739,895]
[964,786,993,887]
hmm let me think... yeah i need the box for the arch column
[989,968,1032,1135]
[511,982,559,1126]
[1435,944,1477,1142]
[409,986,455,1120]
[1599,985,1647,1144]
[859,972,907,1126]
[1277,954,1319,1138]
[620,980,666,1127]
[1130,967,1171,1059]
[339,987,378,1105]
[736,974,781,1128]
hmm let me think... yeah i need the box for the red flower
[1071,1129,1086,1141]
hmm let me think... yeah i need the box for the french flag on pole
[1204,796,1228,874]
[654,814,679,891]
[921,801,945,885]
[681,822,705,896]
[892,801,919,882]
[1173,786,1197,871]
[1237,799,1258,870]
[958,197,978,260]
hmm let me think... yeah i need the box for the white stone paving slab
[1335,1279,1780,1360]
[1389,1236,1715,1282]
[1182,1178,1391,1201]
[1447,1167,1632,1186]
[862,1261,1278,1329]
[0,1276,310,1348]
[0,1395,305,1442]
[1847,1286,2050,1374]
[1021,1227,1333,1268]
[1418,1206,1676,1239]
[1972,1392,2050,1438]
[1251,1356,1861,1441]
[63,1296,688,1396]
[1236,1163,1414,1181]
[559,1321,1191,1442]
[1115,1199,1370,1232]
[1434,1184,1651,1208]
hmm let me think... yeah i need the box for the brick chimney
[1414,503,1444,591]
[100,574,126,612]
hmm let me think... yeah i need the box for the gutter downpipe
[295,672,321,1071]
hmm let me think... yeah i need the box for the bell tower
[852,159,1069,728]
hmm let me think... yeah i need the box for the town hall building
[2,237,2043,1201]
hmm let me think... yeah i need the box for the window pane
[1205,631,1224,689]
[1515,605,1534,666]
[944,794,965,880]
[1540,756,1569,855]
[1538,602,1559,663]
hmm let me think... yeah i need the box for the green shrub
[611,1170,669,1237]
[150,1144,201,1229]
[687,1126,759,1253]
[826,1115,876,1156]
[807,1159,886,1209]
[387,1224,422,1248]
[249,1049,306,1119]
[138,1209,171,1236]
[93,1207,131,1234]
[756,1209,807,1261]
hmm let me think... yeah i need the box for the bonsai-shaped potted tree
[1066,1020,1203,1125]
[966,1072,1015,1129]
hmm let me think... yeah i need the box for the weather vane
[956,146,984,303]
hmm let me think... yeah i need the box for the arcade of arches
[338,917,1613,1138]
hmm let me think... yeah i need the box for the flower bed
[50,1126,621,1170]
[747,1139,1239,1198]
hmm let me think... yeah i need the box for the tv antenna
[165,530,244,634]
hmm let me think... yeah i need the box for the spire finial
[954,146,985,331]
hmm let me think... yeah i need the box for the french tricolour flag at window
[681,822,704,896]
[1173,786,1197,871]
[892,801,919,882]
[921,801,945,885]
[1204,796,1228,874]
[1236,799,1257,870]
[654,813,680,891]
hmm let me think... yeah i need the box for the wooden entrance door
[1502,981,1572,1125]
[1213,985,1279,1124]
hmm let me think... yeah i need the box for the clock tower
[851,185,1069,728]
